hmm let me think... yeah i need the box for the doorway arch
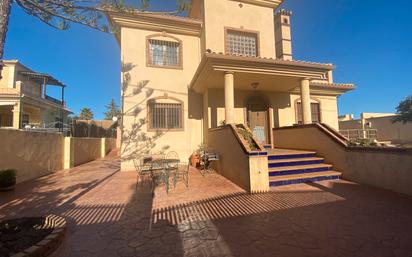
[245,95,270,145]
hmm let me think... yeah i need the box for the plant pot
[190,154,200,167]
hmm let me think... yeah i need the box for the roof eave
[236,0,284,9]
[105,10,203,37]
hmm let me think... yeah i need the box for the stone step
[267,149,317,160]
[269,171,341,187]
[269,163,333,176]
[268,157,324,168]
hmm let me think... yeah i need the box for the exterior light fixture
[251,82,259,90]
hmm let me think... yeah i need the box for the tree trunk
[0,0,13,77]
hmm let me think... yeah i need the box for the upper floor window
[147,37,182,68]
[226,29,259,57]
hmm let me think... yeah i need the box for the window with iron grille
[226,30,258,57]
[148,39,181,67]
[149,102,183,130]
[296,102,321,124]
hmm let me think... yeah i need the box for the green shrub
[237,128,260,151]
[0,169,16,188]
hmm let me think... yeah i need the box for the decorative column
[224,72,235,124]
[203,89,209,144]
[12,102,20,129]
[12,81,23,129]
[300,79,312,124]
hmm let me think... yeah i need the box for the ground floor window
[296,102,321,124]
[148,101,183,130]
[22,114,30,126]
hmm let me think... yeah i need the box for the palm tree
[0,0,190,76]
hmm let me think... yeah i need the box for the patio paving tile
[1,151,412,257]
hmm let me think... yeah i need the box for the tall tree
[0,0,190,76]
[104,98,120,120]
[393,95,412,124]
[79,107,94,120]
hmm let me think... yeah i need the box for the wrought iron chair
[166,151,179,160]
[133,155,153,185]
[146,153,171,193]
[199,148,219,176]
[171,162,189,189]
[151,168,170,193]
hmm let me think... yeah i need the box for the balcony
[45,95,63,106]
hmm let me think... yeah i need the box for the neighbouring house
[339,112,412,146]
[107,0,358,191]
[0,60,70,130]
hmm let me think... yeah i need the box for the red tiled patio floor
[1,152,412,257]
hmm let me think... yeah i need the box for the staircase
[267,149,341,187]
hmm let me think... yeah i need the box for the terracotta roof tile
[310,82,355,90]
[205,51,335,69]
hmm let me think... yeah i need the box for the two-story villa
[107,0,354,174]
[0,60,70,129]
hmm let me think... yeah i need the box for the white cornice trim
[233,0,284,8]
[107,12,202,37]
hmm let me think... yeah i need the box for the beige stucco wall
[0,64,12,88]
[202,0,276,58]
[339,119,362,130]
[208,126,251,190]
[0,129,64,183]
[0,106,13,127]
[369,117,412,144]
[0,129,116,183]
[71,137,102,166]
[290,93,339,129]
[105,138,117,155]
[208,125,269,192]
[340,116,412,145]
[120,27,203,171]
[273,126,412,196]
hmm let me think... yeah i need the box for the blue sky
[5,0,412,119]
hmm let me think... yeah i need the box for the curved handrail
[209,124,266,155]
[274,123,412,153]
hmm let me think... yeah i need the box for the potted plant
[190,151,201,167]
[190,144,205,167]
[0,169,16,192]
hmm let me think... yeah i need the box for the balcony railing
[339,129,378,141]
[45,95,63,105]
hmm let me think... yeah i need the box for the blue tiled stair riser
[268,159,324,168]
[269,166,332,177]
[268,153,316,160]
[269,175,340,187]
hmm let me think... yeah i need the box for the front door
[246,96,269,145]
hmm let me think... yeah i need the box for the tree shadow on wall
[120,62,170,163]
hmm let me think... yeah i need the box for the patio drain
[0,214,67,257]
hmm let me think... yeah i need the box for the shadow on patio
[2,155,412,257]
